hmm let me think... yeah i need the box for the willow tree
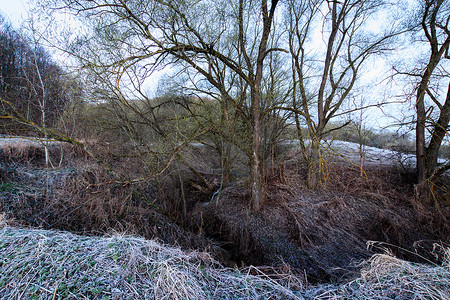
[285,0,401,187]
[39,0,283,211]
[411,0,450,184]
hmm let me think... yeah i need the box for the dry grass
[0,213,7,228]
[195,160,448,285]
[0,226,304,300]
[1,137,448,299]
[1,142,45,164]
[0,224,448,299]
[0,137,68,167]
[313,248,450,299]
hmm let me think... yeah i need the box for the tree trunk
[425,82,450,177]
[250,59,265,211]
[416,83,427,184]
[307,137,320,188]
[307,1,337,189]
[248,0,279,211]
[415,51,448,183]
[250,122,264,211]
[317,0,338,125]
[415,1,450,183]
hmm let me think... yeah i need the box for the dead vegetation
[0,137,80,168]
[0,137,449,298]
[193,156,449,282]
[0,162,215,253]
[0,224,448,299]
[0,226,305,300]
[312,248,450,299]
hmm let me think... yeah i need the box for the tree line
[0,15,79,135]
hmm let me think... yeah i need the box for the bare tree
[0,15,74,142]
[411,0,450,184]
[38,0,285,211]
[286,0,401,187]
[23,23,55,167]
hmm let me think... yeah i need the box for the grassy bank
[0,224,303,299]
[0,219,448,299]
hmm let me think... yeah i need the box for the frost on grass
[1,226,449,299]
[312,250,450,300]
[0,227,302,299]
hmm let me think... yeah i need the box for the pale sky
[0,0,403,129]
[0,0,28,27]
[0,0,446,136]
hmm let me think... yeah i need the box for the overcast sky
[0,0,405,131]
[0,0,28,27]
[1,0,446,136]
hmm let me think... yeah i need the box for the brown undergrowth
[1,137,448,286]
[25,166,213,251]
[0,140,216,253]
[193,160,449,282]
